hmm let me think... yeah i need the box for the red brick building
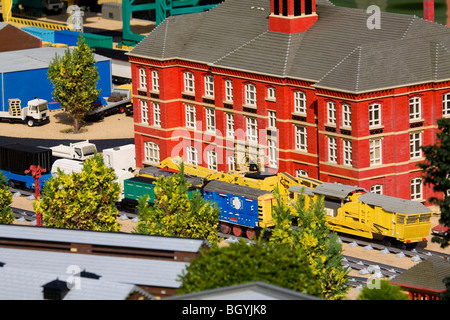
[127,0,450,202]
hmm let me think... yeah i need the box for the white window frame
[206,107,216,133]
[369,103,381,128]
[141,99,148,124]
[139,68,147,90]
[245,83,257,106]
[411,177,423,201]
[207,150,217,170]
[294,91,306,114]
[410,131,422,159]
[370,138,382,166]
[225,80,233,102]
[296,169,308,178]
[370,184,383,194]
[228,155,236,171]
[268,110,276,129]
[204,75,214,98]
[327,101,336,125]
[295,125,307,152]
[328,136,337,163]
[246,117,258,142]
[226,113,234,138]
[267,87,276,100]
[342,104,352,128]
[185,104,196,129]
[268,139,277,168]
[443,93,450,117]
[409,96,421,121]
[151,69,159,92]
[184,71,195,93]
[187,146,198,165]
[153,102,161,127]
[144,141,160,164]
[343,139,352,166]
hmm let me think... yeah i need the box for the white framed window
[225,80,233,102]
[296,169,308,178]
[245,83,256,106]
[443,93,450,117]
[370,184,383,194]
[409,97,421,121]
[343,139,352,166]
[268,139,277,168]
[228,155,236,171]
[153,102,161,127]
[185,104,196,129]
[295,125,307,151]
[204,75,214,97]
[267,87,276,100]
[369,103,381,128]
[184,72,195,93]
[294,91,306,114]
[226,113,234,138]
[151,69,159,92]
[411,177,423,200]
[342,104,352,128]
[410,132,422,159]
[327,101,336,125]
[206,107,216,132]
[207,150,217,170]
[144,141,160,164]
[139,68,147,90]
[370,138,382,166]
[268,111,276,129]
[141,100,148,124]
[328,136,337,163]
[186,146,198,165]
[246,117,258,142]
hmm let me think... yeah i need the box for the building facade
[127,0,450,202]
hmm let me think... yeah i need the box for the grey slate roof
[165,281,321,300]
[0,224,206,253]
[0,247,187,289]
[129,0,450,93]
[358,192,432,215]
[312,182,367,199]
[391,256,450,292]
[0,267,153,300]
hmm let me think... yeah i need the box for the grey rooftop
[128,0,450,93]
[0,224,207,253]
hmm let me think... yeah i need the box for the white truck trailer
[102,144,136,172]
[0,98,50,127]
[50,140,97,161]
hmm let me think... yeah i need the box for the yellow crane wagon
[289,182,432,249]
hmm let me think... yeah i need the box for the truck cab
[25,98,50,127]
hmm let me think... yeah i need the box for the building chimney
[42,279,70,300]
[424,0,435,22]
[269,0,318,33]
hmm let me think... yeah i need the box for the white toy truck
[50,140,97,161]
[0,98,50,127]
[102,144,136,172]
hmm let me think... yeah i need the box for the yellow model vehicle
[289,182,432,249]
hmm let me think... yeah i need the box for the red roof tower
[269,0,318,33]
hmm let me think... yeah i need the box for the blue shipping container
[54,30,80,46]
[21,26,55,43]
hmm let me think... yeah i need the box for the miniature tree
[357,280,410,300]
[268,187,349,300]
[47,35,101,133]
[134,163,220,244]
[34,154,121,231]
[0,172,14,224]
[417,117,450,248]
[177,239,323,298]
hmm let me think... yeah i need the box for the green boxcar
[120,175,201,212]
